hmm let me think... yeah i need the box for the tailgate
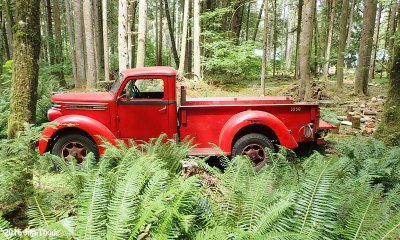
[318,119,338,130]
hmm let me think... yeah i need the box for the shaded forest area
[0,0,400,239]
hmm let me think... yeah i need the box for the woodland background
[0,0,400,239]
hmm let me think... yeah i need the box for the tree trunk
[92,0,102,81]
[4,0,14,58]
[44,0,55,65]
[375,12,400,146]
[231,0,244,45]
[193,0,201,80]
[336,0,350,88]
[119,0,129,71]
[73,0,86,89]
[128,1,137,68]
[345,0,357,55]
[178,0,189,75]
[261,0,269,96]
[53,0,65,86]
[102,0,109,81]
[245,2,251,41]
[136,0,147,68]
[0,10,4,73]
[369,2,382,81]
[1,10,11,60]
[164,0,179,67]
[8,0,41,138]
[354,0,377,96]
[295,0,303,79]
[299,0,315,101]
[322,0,336,80]
[285,4,295,71]
[157,0,163,66]
[83,0,96,89]
[272,0,277,77]
[64,0,76,81]
[387,1,398,58]
[252,1,265,42]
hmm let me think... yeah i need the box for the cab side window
[123,79,164,99]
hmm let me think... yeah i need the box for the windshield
[110,73,124,94]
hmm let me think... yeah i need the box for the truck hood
[51,92,114,103]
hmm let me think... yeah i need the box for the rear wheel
[51,134,99,164]
[232,133,275,170]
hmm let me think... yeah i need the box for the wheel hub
[61,141,87,163]
[241,144,266,166]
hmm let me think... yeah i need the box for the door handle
[159,106,167,112]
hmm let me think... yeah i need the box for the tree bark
[53,0,65,86]
[119,0,129,70]
[285,4,294,71]
[136,0,147,68]
[261,0,269,96]
[387,0,398,58]
[178,0,189,75]
[44,0,55,65]
[7,0,41,138]
[294,0,303,79]
[231,0,245,45]
[336,0,350,88]
[345,0,357,55]
[252,1,265,42]
[375,12,400,146]
[322,0,336,80]
[354,0,377,96]
[157,0,163,66]
[93,0,102,81]
[194,0,201,80]
[4,0,14,58]
[83,0,96,89]
[368,2,382,81]
[272,0,277,77]
[73,0,86,89]
[64,0,76,81]
[102,0,109,81]
[164,0,179,67]
[245,2,251,41]
[299,0,315,101]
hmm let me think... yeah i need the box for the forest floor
[185,72,390,143]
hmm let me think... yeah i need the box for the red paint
[39,66,336,157]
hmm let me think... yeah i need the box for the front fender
[218,110,298,154]
[38,115,117,154]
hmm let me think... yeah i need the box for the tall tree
[294,0,303,79]
[252,1,265,41]
[369,2,382,80]
[119,0,129,71]
[136,0,147,68]
[261,0,269,96]
[336,0,350,88]
[102,0,109,81]
[387,0,398,57]
[53,0,65,86]
[354,0,377,96]
[285,4,295,71]
[193,0,201,80]
[157,0,163,66]
[164,0,179,67]
[231,0,245,45]
[83,0,96,89]
[322,0,336,80]
[64,0,76,81]
[73,0,86,89]
[3,0,14,58]
[178,0,189,75]
[345,0,357,54]
[44,0,54,65]
[7,0,41,138]
[375,11,400,146]
[272,0,278,77]
[299,0,316,101]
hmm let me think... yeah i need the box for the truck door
[117,78,170,141]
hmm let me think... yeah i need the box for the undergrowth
[0,128,399,239]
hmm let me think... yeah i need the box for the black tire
[232,133,275,170]
[51,134,99,164]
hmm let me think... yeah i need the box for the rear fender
[39,115,117,154]
[218,110,298,154]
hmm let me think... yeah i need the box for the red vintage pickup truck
[39,67,336,168]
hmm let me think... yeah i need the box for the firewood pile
[337,96,385,135]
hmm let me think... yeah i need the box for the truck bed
[178,96,320,155]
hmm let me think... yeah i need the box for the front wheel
[232,133,275,170]
[51,134,99,164]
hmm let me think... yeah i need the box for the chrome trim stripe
[65,104,108,110]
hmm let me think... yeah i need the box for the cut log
[351,115,361,129]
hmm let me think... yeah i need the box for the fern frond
[290,155,337,239]
[75,168,109,240]
[27,197,57,228]
[0,216,15,240]
[343,185,383,240]
[366,211,400,240]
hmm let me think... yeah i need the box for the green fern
[366,212,400,239]
[0,216,15,240]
